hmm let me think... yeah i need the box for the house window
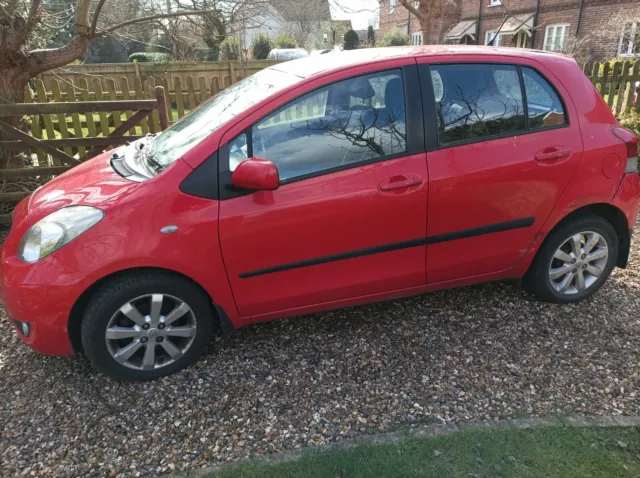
[543,24,570,52]
[489,0,502,5]
[390,0,397,13]
[516,31,528,48]
[618,21,639,57]
[485,30,503,46]
[412,32,423,45]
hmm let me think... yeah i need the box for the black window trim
[218,64,424,201]
[419,62,570,152]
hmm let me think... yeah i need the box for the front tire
[524,214,618,303]
[81,271,214,380]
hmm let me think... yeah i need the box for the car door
[218,64,428,317]
[418,59,584,284]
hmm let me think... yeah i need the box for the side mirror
[231,157,279,191]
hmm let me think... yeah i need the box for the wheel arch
[67,267,229,354]
[534,203,630,272]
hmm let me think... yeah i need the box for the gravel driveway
[1,223,640,477]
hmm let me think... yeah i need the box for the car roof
[268,45,575,79]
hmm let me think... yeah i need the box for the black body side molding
[239,217,535,279]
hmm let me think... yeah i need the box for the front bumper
[0,252,84,356]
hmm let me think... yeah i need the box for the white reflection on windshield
[154,68,300,166]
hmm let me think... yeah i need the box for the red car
[2,46,639,380]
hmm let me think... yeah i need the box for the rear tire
[524,214,618,303]
[81,271,214,380]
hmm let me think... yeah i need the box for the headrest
[348,77,375,99]
[384,78,404,112]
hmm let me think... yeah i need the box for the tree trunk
[0,67,31,169]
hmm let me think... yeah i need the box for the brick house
[378,1,461,46]
[379,0,640,61]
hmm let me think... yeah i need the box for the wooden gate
[0,86,170,223]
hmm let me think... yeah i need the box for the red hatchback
[2,46,639,380]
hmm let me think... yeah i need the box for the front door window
[244,70,407,182]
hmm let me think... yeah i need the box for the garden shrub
[378,29,410,47]
[274,33,297,49]
[221,36,242,60]
[252,33,272,59]
[128,52,169,63]
[344,30,360,50]
[618,109,640,136]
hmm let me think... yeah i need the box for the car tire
[524,214,618,303]
[81,271,215,380]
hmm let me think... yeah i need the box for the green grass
[209,426,640,478]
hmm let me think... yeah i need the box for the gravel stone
[2,215,640,476]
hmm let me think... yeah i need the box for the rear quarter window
[522,67,567,130]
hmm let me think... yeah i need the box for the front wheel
[81,271,215,380]
[524,214,618,303]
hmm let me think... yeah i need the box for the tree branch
[398,0,424,21]
[26,0,42,34]
[90,0,109,35]
[27,0,92,76]
[94,9,219,37]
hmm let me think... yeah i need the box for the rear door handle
[380,175,423,191]
[535,148,571,162]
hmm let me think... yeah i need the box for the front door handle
[379,175,423,191]
[535,147,571,162]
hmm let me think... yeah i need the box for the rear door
[218,64,429,317]
[418,59,584,284]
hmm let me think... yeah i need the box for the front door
[218,66,429,317]
[419,61,583,284]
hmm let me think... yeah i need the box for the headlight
[18,206,104,263]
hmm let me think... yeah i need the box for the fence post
[155,86,170,130]
[229,62,236,85]
[134,62,142,82]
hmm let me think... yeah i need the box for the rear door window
[430,64,526,146]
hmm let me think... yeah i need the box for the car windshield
[153,68,301,166]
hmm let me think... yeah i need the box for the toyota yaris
[2,46,639,380]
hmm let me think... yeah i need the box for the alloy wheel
[548,231,609,295]
[105,294,197,370]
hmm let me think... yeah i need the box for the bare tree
[160,0,270,60]
[271,0,330,48]
[0,0,221,166]
[381,0,460,45]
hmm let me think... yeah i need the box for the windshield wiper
[138,134,165,173]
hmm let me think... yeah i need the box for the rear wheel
[81,271,214,380]
[524,215,618,303]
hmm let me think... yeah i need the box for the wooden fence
[583,60,640,117]
[39,60,279,96]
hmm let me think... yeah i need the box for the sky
[328,0,380,30]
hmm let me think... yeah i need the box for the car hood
[27,151,141,223]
